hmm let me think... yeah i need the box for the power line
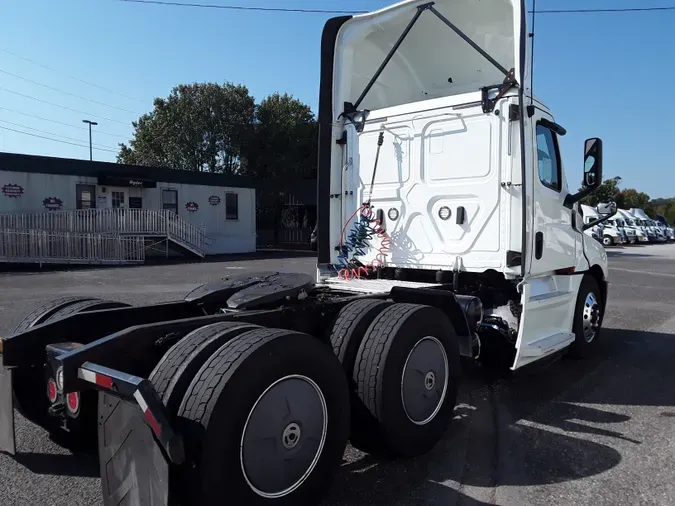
[0,47,143,103]
[0,107,130,140]
[117,0,359,13]
[115,1,675,15]
[0,69,143,115]
[0,119,119,150]
[0,86,131,125]
[0,125,119,153]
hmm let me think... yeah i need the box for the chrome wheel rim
[582,292,601,343]
[240,374,328,498]
[400,336,449,425]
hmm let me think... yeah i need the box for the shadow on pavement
[324,326,675,505]
[13,451,99,478]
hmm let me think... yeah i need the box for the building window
[111,191,125,209]
[76,184,96,209]
[535,124,562,192]
[225,192,238,220]
[162,189,178,214]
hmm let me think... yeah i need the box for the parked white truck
[582,205,625,246]
[617,208,649,243]
[631,208,666,242]
[0,2,616,505]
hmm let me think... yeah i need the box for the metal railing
[0,229,145,265]
[0,208,205,256]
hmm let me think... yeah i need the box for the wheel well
[587,264,607,309]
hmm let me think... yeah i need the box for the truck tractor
[0,1,615,505]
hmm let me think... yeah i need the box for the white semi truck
[0,2,616,505]
[617,208,649,243]
[582,205,626,246]
[631,208,666,242]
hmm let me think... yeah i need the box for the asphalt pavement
[1,245,674,506]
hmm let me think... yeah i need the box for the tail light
[66,392,80,416]
[47,379,58,404]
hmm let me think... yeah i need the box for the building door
[76,184,96,209]
[110,189,127,209]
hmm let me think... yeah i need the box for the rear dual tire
[100,325,351,506]
[329,300,460,458]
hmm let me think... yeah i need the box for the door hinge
[509,104,520,121]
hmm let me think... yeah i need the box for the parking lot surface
[1,245,674,506]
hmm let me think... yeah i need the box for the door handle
[535,232,544,259]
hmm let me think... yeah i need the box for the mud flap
[98,392,169,506]
[0,365,16,455]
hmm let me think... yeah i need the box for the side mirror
[583,138,603,189]
[596,202,616,216]
[563,137,604,209]
[583,201,618,231]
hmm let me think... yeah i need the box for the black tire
[11,296,100,429]
[329,299,393,378]
[149,321,259,415]
[177,327,350,506]
[352,303,461,458]
[567,275,604,359]
[12,296,99,334]
[42,299,130,323]
[328,299,392,450]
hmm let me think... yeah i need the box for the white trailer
[0,2,617,505]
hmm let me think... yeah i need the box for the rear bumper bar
[77,362,184,465]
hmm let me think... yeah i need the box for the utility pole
[82,119,98,161]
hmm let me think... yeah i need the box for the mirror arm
[583,210,618,231]
[563,186,594,209]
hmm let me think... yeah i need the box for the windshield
[616,219,625,227]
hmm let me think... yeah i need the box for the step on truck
[0,1,617,505]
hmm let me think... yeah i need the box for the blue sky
[1,0,674,197]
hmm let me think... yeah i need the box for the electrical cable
[114,1,675,15]
[0,69,142,115]
[0,107,129,139]
[0,47,143,103]
[0,119,119,150]
[0,125,118,153]
[0,86,131,125]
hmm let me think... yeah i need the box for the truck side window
[535,124,561,192]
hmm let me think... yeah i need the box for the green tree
[245,92,318,182]
[580,178,621,207]
[118,82,256,173]
[617,188,650,210]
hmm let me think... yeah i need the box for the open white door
[511,108,581,369]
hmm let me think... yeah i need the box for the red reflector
[555,266,576,275]
[66,392,80,414]
[95,374,114,389]
[47,379,58,403]
[143,409,162,437]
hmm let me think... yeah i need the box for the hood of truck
[332,0,526,114]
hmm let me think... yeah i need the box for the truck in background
[631,208,666,242]
[617,208,649,243]
[655,215,675,240]
[582,205,625,246]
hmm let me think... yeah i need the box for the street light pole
[82,120,98,161]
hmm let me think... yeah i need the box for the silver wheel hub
[582,292,600,343]
[401,336,449,426]
[424,372,435,391]
[282,422,301,449]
